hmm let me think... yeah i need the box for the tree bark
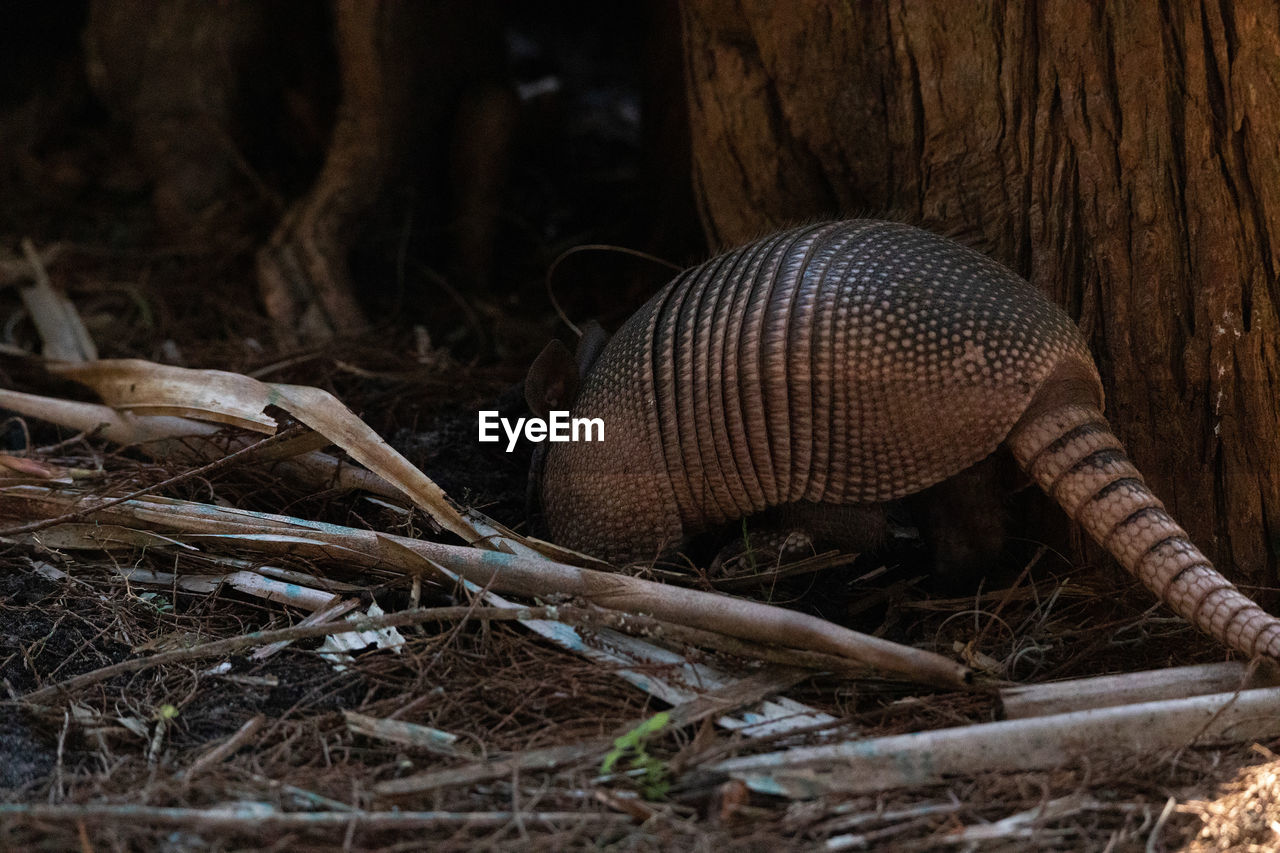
[680,0,1280,584]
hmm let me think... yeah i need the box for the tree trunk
[680,0,1280,585]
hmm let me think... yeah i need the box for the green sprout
[137,591,174,613]
[601,711,671,800]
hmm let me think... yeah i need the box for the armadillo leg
[1007,400,1280,660]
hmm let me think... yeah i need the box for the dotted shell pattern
[542,220,1099,562]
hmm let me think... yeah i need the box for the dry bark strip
[715,686,1280,798]
[999,660,1280,719]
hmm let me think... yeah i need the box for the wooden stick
[715,686,1280,798]
[184,715,266,779]
[1000,660,1280,719]
[1,486,972,690]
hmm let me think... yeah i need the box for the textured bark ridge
[680,0,1280,587]
[540,219,1280,660]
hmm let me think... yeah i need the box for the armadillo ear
[525,339,578,418]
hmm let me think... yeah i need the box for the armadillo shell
[542,220,1101,563]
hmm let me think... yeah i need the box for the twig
[971,545,1045,650]
[582,607,883,678]
[1147,796,1178,853]
[344,712,474,759]
[0,803,629,830]
[184,714,266,779]
[544,243,681,337]
[1000,660,1280,719]
[0,241,63,283]
[373,667,812,797]
[380,536,972,689]
[250,597,362,661]
[17,605,567,706]
[0,426,304,538]
[16,239,94,362]
[0,485,973,689]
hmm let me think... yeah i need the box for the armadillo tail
[1007,400,1280,660]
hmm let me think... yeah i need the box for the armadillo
[537,219,1280,660]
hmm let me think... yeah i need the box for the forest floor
[1,239,1276,850]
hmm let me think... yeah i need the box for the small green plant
[601,711,671,799]
[137,592,174,613]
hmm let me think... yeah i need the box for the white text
[477,410,604,452]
